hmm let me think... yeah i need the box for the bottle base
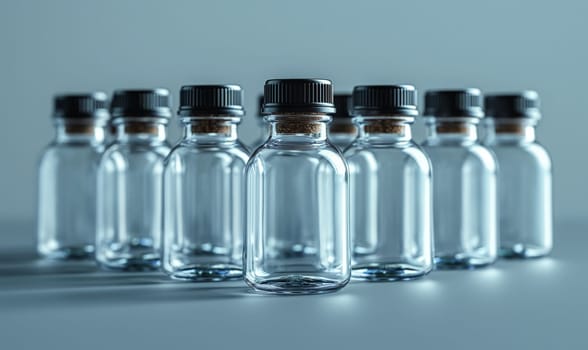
[352,263,431,281]
[245,275,349,295]
[38,245,94,260]
[98,257,161,271]
[500,245,551,259]
[434,255,496,270]
[168,265,243,281]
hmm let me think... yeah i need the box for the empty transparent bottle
[163,85,249,280]
[96,89,172,270]
[250,95,269,150]
[329,94,356,151]
[484,91,552,258]
[346,85,433,280]
[245,79,350,294]
[37,93,109,259]
[422,89,498,269]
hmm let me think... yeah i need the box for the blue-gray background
[0,0,586,223]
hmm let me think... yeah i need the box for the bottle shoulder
[102,141,170,159]
[489,142,552,169]
[166,141,249,165]
[247,143,346,173]
[345,141,431,172]
[423,141,497,172]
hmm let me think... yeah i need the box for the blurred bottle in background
[37,93,109,259]
[249,95,268,151]
[328,94,356,151]
[163,85,249,280]
[422,89,498,269]
[484,91,552,258]
[96,89,171,270]
[346,85,433,280]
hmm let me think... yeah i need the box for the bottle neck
[267,114,330,143]
[181,117,240,143]
[329,118,357,135]
[484,118,537,144]
[113,118,167,143]
[425,117,479,143]
[355,116,413,143]
[55,119,106,144]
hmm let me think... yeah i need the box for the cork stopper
[435,122,470,134]
[364,120,407,134]
[190,120,232,134]
[274,116,324,134]
[64,124,97,134]
[121,122,161,134]
[495,123,526,134]
[329,123,357,134]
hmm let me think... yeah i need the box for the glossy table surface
[0,219,585,350]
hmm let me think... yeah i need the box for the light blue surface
[0,219,585,349]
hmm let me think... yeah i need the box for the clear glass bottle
[422,89,498,269]
[37,93,109,259]
[345,85,433,280]
[250,95,269,150]
[163,85,249,280]
[245,79,350,294]
[329,94,356,151]
[96,89,172,270]
[483,91,552,258]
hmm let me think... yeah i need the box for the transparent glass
[250,118,269,150]
[96,118,170,270]
[328,119,357,151]
[345,117,433,280]
[245,114,350,294]
[483,119,552,258]
[37,119,106,259]
[421,117,498,268]
[163,117,249,280]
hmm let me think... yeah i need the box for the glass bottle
[96,89,172,270]
[328,94,356,151]
[250,95,269,150]
[37,93,109,259]
[422,89,498,269]
[245,79,350,294]
[163,85,249,280]
[345,85,433,280]
[483,91,552,258]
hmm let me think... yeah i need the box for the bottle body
[484,120,552,258]
[37,123,105,259]
[96,123,170,270]
[422,122,498,268]
[346,120,433,280]
[163,122,249,280]
[245,115,350,294]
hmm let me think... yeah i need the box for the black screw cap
[352,85,418,116]
[485,91,541,119]
[110,89,172,118]
[262,79,335,114]
[178,85,244,117]
[333,94,352,118]
[54,92,109,119]
[424,89,484,118]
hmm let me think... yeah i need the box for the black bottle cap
[110,89,172,118]
[333,94,352,118]
[53,92,109,119]
[262,79,335,114]
[178,85,245,117]
[424,89,484,118]
[485,91,541,119]
[352,85,418,116]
